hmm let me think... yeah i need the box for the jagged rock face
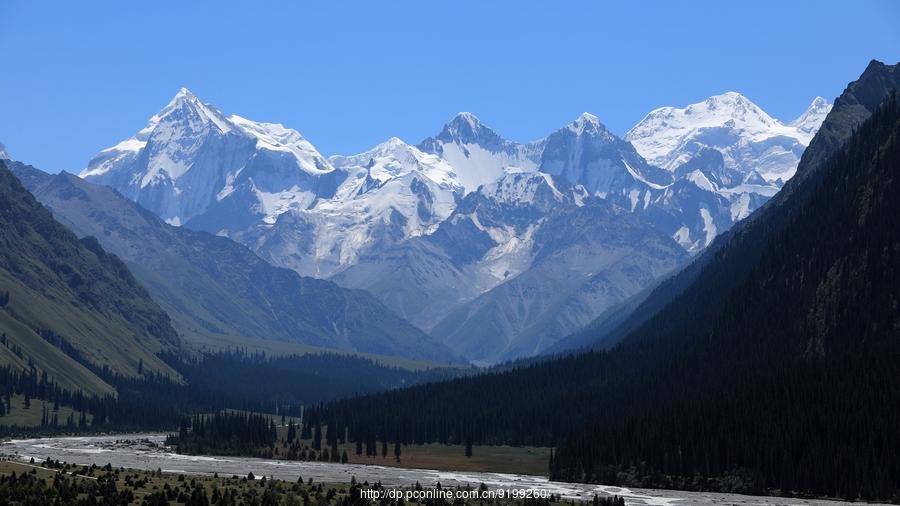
[540,113,673,197]
[418,112,543,193]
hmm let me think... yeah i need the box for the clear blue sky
[1,1,898,173]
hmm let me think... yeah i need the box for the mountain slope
[431,198,687,362]
[314,61,900,500]
[0,161,181,395]
[13,163,458,362]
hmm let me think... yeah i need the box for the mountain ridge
[14,162,460,363]
[79,87,830,362]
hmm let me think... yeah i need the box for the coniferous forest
[0,349,455,435]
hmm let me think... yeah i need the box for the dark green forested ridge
[311,64,900,501]
[549,90,900,500]
[0,347,456,434]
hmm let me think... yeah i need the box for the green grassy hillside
[0,161,182,396]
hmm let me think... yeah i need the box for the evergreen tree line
[167,411,277,456]
[0,347,453,435]
[0,363,91,428]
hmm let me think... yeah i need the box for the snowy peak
[228,115,332,174]
[693,92,777,126]
[789,96,833,134]
[80,88,335,227]
[449,111,481,131]
[625,92,830,182]
[80,88,233,180]
[566,112,616,140]
[152,87,233,135]
[418,113,541,194]
[0,142,10,160]
[330,137,461,193]
[540,113,670,196]
[666,91,781,134]
[261,137,464,276]
[434,112,504,147]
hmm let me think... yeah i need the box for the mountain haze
[13,163,457,363]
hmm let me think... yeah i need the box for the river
[0,434,871,505]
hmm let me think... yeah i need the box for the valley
[1,435,880,505]
[1,3,898,502]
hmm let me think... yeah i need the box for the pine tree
[394,441,401,462]
[313,421,322,450]
[287,421,296,442]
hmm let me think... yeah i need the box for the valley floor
[1,434,885,505]
[345,442,550,477]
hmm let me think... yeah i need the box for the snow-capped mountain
[81,88,339,228]
[540,113,672,208]
[619,93,830,252]
[335,172,597,330]
[418,112,542,193]
[336,170,687,361]
[0,142,10,160]
[242,137,464,277]
[625,92,831,184]
[77,87,830,363]
[789,96,833,135]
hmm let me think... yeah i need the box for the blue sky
[1,1,898,173]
